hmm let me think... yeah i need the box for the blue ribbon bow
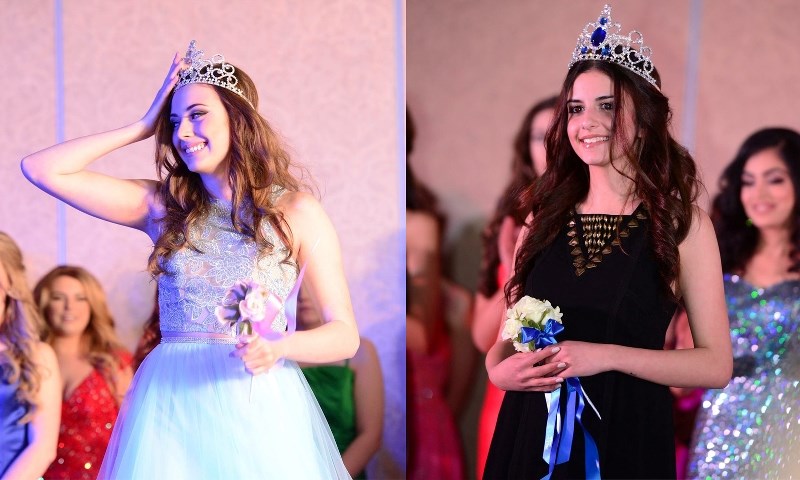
[521,319,601,480]
[520,318,565,347]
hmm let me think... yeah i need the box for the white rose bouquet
[502,295,564,352]
[501,295,601,478]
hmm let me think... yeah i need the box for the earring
[745,218,754,227]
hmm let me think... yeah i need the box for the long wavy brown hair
[0,232,46,423]
[148,65,304,276]
[35,266,129,399]
[711,127,800,274]
[477,96,557,297]
[506,60,700,305]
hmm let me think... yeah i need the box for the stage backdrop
[0,1,405,477]
[409,0,800,477]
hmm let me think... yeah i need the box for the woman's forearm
[472,289,506,353]
[607,344,731,388]
[278,320,359,363]
[340,431,380,477]
[1,442,57,480]
[21,121,150,183]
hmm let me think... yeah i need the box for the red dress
[408,334,465,480]
[44,354,130,480]
[476,264,508,479]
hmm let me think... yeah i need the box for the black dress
[484,205,678,479]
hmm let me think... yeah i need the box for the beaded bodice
[568,204,646,276]
[158,196,296,335]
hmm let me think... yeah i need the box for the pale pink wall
[1,0,404,476]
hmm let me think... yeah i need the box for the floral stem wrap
[531,319,601,480]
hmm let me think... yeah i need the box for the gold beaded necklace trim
[568,205,647,276]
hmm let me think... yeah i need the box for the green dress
[303,361,366,479]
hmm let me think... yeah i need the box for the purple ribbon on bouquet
[524,318,601,480]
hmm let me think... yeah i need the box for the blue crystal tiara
[176,40,253,105]
[569,5,659,89]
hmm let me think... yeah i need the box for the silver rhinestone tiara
[568,5,658,89]
[176,40,253,105]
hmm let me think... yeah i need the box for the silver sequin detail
[158,190,296,336]
[160,336,237,345]
[687,275,800,479]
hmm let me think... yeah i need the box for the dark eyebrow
[169,103,207,119]
[742,167,789,178]
[567,95,614,103]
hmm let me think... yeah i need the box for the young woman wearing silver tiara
[482,5,732,478]
[21,41,358,479]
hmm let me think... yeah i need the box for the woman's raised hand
[140,52,186,137]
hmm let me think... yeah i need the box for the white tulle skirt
[98,339,351,479]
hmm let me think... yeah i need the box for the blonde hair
[0,232,46,423]
[34,265,128,398]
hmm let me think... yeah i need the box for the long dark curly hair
[711,127,800,274]
[477,96,557,297]
[148,65,304,276]
[506,60,700,305]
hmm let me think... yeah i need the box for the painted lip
[747,203,777,214]
[181,142,207,154]
[579,135,609,143]
[577,135,610,148]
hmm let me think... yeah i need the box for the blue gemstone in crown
[591,28,606,47]
[568,4,658,89]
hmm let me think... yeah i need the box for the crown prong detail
[569,4,659,89]
[176,40,252,106]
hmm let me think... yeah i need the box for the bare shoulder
[680,206,715,248]
[351,337,380,370]
[276,190,325,223]
[31,341,58,371]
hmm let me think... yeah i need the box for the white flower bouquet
[502,295,564,352]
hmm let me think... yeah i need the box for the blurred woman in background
[0,232,60,479]
[687,127,800,478]
[471,96,556,479]
[35,265,132,480]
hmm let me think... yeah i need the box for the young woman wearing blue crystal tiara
[21,42,358,479]
[482,5,732,479]
[685,128,800,479]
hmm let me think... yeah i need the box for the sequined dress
[484,206,679,479]
[98,196,350,479]
[44,352,130,480]
[687,275,800,479]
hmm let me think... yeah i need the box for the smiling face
[566,69,638,169]
[46,275,91,338]
[170,84,232,178]
[740,148,796,231]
